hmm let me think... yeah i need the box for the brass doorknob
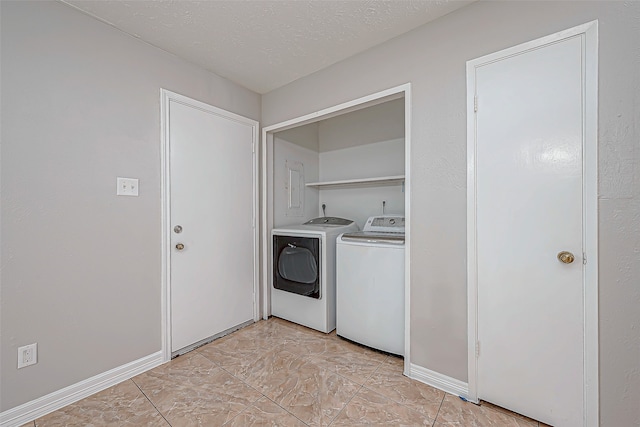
[176,243,185,250]
[557,251,574,264]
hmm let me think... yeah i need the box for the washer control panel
[363,215,405,233]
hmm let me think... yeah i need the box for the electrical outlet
[17,343,37,369]
[116,177,139,196]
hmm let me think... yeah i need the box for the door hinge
[476,341,480,357]
[583,252,587,265]
[252,142,255,153]
[474,95,478,113]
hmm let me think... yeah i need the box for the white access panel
[336,240,404,355]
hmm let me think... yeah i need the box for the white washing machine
[336,215,405,355]
[271,217,358,333]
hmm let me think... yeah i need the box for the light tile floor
[27,318,549,426]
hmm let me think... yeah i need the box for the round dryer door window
[278,246,318,284]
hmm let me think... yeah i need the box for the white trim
[160,89,171,362]
[403,89,412,368]
[0,352,163,427]
[466,21,599,425]
[261,130,273,320]
[160,89,260,361]
[582,21,599,427]
[408,363,469,399]
[260,84,412,368]
[261,90,405,135]
[260,128,273,320]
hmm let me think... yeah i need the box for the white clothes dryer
[271,217,358,333]
[336,215,405,355]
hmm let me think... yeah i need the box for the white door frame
[466,21,598,425]
[160,89,260,362]
[261,83,412,371]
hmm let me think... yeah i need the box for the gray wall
[261,1,640,425]
[2,0,638,424]
[0,1,260,411]
[318,98,405,152]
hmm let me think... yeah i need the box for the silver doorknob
[174,225,183,234]
[176,243,185,251]
[557,251,575,264]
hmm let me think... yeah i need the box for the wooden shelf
[305,175,405,188]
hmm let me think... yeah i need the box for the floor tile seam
[214,363,268,402]
[139,355,226,386]
[301,355,370,387]
[233,352,353,427]
[195,347,227,368]
[219,397,260,427]
[261,394,312,426]
[357,357,387,385]
[198,342,291,376]
[211,344,300,394]
[354,384,439,425]
[357,380,443,423]
[335,349,390,369]
[130,378,174,427]
[479,401,538,425]
[307,342,384,369]
[326,383,365,426]
[430,391,448,426]
[237,337,287,356]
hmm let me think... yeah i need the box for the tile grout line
[431,392,447,426]
[211,340,311,426]
[167,352,276,426]
[327,383,365,426]
[130,378,173,427]
[242,343,312,426]
[220,399,257,427]
[307,355,372,386]
[358,366,443,422]
[216,321,361,427]
[262,394,312,427]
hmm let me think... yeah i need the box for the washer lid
[340,231,405,245]
[304,217,354,226]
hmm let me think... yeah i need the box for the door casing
[160,89,260,362]
[261,84,412,372]
[466,21,598,425]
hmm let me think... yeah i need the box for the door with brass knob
[557,251,575,264]
[471,29,593,427]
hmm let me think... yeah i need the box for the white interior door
[473,36,585,425]
[168,97,256,354]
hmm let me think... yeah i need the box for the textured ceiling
[60,0,473,94]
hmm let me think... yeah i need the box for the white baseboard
[408,363,470,400]
[0,351,164,427]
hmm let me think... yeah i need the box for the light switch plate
[117,177,139,196]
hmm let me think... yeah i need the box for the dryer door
[273,235,320,299]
